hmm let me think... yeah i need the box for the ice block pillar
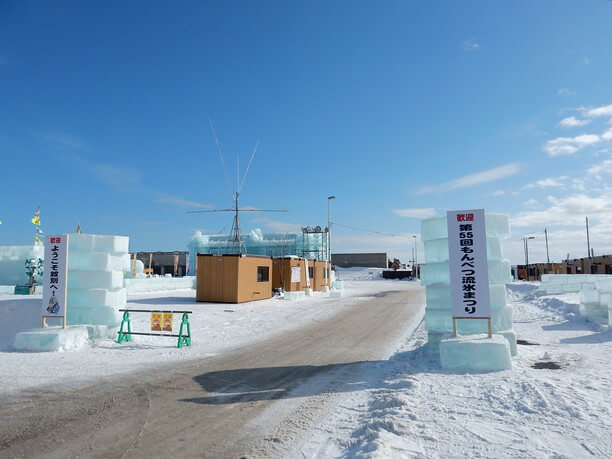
[66,234,130,327]
[420,213,516,371]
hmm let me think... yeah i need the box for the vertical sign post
[447,209,491,337]
[173,254,179,277]
[132,253,138,277]
[42,235,69,328]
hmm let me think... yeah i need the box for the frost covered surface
[0,267,413,396]
[303,282,611,458]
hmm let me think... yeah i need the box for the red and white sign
[42,235,69,320]
[447,210,491,318]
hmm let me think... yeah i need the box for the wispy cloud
[558,116,591,128]
[418,163,522,195]
[463,38,480,51]
[391,208,436,219]
[513,192,612,228]
[580,56,591,66]
[251,217,302,232]
[558,88,575,97]
[580,104,612,119]
[524,176,569,189]
[155,196,213,209]
[34,130,89,150]
[543,134,600,157]
[587,158,612,178]
[141,221,166,226]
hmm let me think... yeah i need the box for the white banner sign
[291,266,301,283]
[304,259,311,288]
[43,235,69,319]
[447,210,491,318]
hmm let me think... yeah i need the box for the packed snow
[0,267,412,396]
[2,271,610,457]
[295,282,611,458]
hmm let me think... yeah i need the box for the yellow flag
[31,216,41,225]
[34,236,41,243]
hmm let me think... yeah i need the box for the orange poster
[162,313,173,332]
[151,312,162,331]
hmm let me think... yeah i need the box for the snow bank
[306,282,611,458]
[0,295,42,348]
[124,276,196,293]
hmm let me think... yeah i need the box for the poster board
[151,312,162,331]
[42,235,69,327]
[162,313,173,332]
[291,266,301,283]
[447,209,491,318]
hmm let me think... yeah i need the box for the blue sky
[1,1,611,265]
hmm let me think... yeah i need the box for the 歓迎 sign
[42,235,69,324]
[447,210,491,318]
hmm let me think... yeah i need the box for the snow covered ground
[297,282,611,458]
[0,267,412,397]
[3,272,609,457]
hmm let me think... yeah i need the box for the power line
[332,222,397,237]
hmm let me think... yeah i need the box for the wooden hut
[272,257,314,292]
[196,254,273,303]
[312,260,331,291]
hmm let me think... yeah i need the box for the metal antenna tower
[187,116,287,254]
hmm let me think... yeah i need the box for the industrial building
[331,252,388,269]
[187,227,329,275]
[514,254,612,281]
[132,251,188,276]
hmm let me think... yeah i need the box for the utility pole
[544,228,550,265]
[523,236,535,280]
[413,235,418,279]
[327,196,335,279]
[586,217,591,259]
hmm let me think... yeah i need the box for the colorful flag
[35,227,44,235]
[34,236,41,243]
[31,205,41,225]
[76,223,82,234]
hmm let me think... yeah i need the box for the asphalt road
[0,287,424,458]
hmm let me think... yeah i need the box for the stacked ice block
[537,274,610,295]
[0,245,45,286]
[420,213,515,370]
[124,276,196,293]
[579,278,612,323]
[66,234,130,327]
[13,234,130,352]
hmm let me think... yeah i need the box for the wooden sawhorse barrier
[117,309,192,348]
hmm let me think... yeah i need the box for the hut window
[257,266,269,282]
[308,267,314,279]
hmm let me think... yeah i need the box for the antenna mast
[188,120,285,254]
